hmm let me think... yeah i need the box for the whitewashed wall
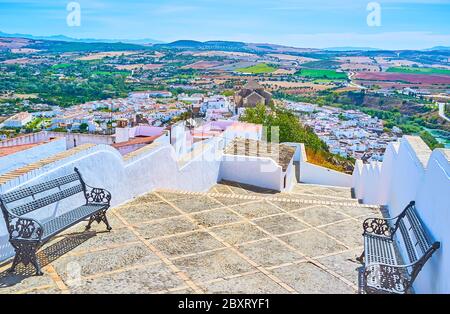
[0,138,66,175]
[300,162,353,187]
[352,136,450,293]
[414,149,450,294]
[219,155,283,191]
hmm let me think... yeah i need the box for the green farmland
[236,63,276,74]
[387,67,450,76]
[296,68,348,80]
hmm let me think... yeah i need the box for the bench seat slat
[2,173,80,204]
[365,235,398,265]
[11,184,84,216]
[42,204,106,240]
[405,207,430,254]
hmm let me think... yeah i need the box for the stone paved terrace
[0,182,383,294]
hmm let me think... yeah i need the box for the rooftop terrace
[0,181,383,294]
[224,139,296,172]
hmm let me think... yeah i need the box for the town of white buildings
[0,84,449,294]
[285,101,401,162]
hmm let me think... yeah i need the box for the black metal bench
[358,201,440,294]
[0,168,112,275]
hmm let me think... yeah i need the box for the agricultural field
[76,51,140,61]
[182,61,223,69]
[387,67,450,76]
[340,63,380,72]
[337,56,374,64]
[296,68,348,80]
[267,54,317,63]
[260,81,336,90]
[355,72,450,84]
[235,63,277,74]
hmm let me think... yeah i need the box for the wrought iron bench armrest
[6,212,44,241]
[84,184,112,206]
[362,217,396,237]
[364,262,413,294]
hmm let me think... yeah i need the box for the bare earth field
[268,54,318,64]
[10,48,40,54]
[261,81,336,90]
[273,69,297,75]
[192,51,258,58]
[77,51,140,61]
[2,58,32,65]
[374,57,422,68]
[114,64,163,71]
[182,61,224,69]
[337,56,374,64]
[0,37,32,49]
[355,72,450,84]
[340,63,380,72]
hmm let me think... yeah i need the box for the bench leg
[101,212,112,231]
[86,211,112,232]
[86,216,95,231]
[356,250,365,264]
[9,241,43,276]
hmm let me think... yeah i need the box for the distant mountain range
[154,40,247,50]
[0,31,164,45]
[427,46,450,51]
[324,47,382,52]
[1,31,449,52]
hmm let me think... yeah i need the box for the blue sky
[0,0,449,49]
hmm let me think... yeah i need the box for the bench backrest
[395,202,439,263]
[0,170,86,220]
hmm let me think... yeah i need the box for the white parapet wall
[220,155,283,191]
[297,143,353,188]
[0,138,67,176]
[353,135,450,293]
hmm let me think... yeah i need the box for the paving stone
[200,273,289,294]
[253,214,308,235]
[279,229,347,258]
[271,262,355,294]
[156,192,191,201]
[233,201,282,219]
[115,202,180,224]
[173,249,254,282]
[173,197,223,213]
[319,220,363,248]
[268,200,317,211]
[210,222,268,245]
[237,239,303,267]
[135,216,199,239]
[167,287,196,294]
[151,231,225,257]
[0,267,57,294]
[69,263,183,294]
[332,205,380,218]
[212,196,255,206]
[26,286,63,294]
[53,243,160,281]
[44,228,140,256]
[124,193,162,205]
[317,249,362,286]
[291,206,349,227]
[191,208,242,227]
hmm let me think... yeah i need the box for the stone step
[156,189,381,210]
[283,192,360,204]
[291,183,354,199]
[210,181,358,203]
